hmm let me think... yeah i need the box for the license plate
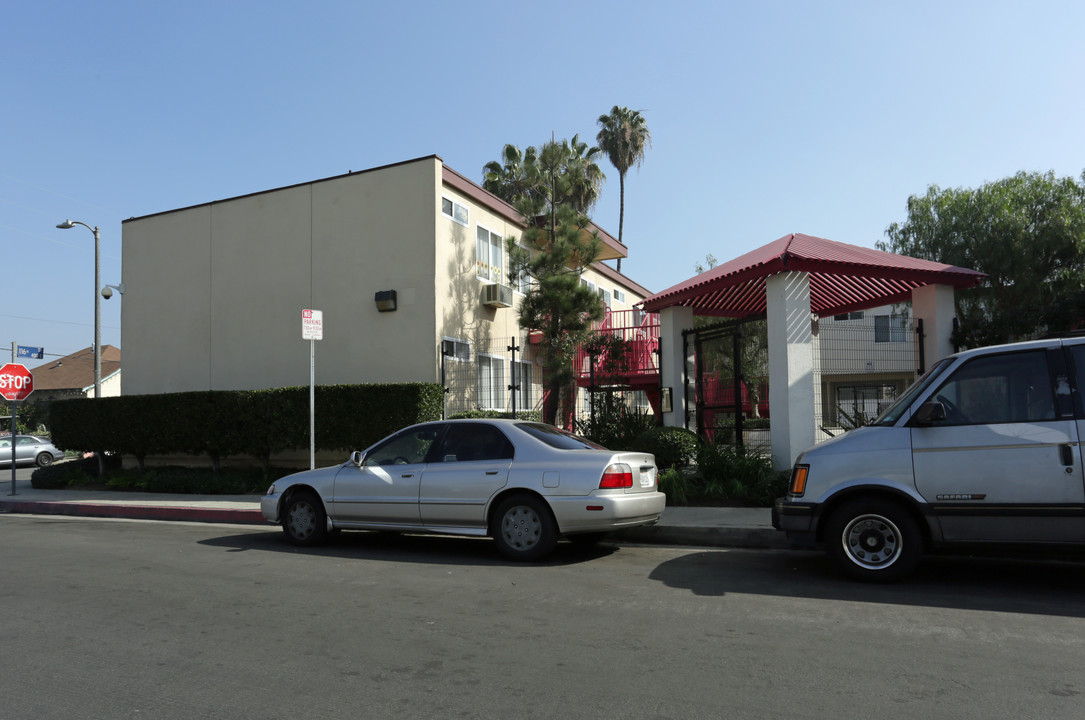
[640,466,655,488]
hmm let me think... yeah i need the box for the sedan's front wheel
[493,495,557,562]
[36,452,54,468]
[282,491,329,547]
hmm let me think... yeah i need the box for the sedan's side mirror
[350,451,366,466]
[912,401,947,426]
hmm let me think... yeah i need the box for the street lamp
[56,220,101,399]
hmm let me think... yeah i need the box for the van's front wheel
[825,498,922,582]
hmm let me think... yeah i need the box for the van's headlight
[788,465,809,496]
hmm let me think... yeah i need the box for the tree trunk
[616,173,626,274]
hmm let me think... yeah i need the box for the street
[3,514,1084,719]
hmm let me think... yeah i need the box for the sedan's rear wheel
[825,498,921,582]
[493,495,557,562]
[282,491,329,547]
[36,452,54,468]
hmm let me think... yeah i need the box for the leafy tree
[596,106,652,272]
[488,138,608,425]
[879,170,1085,347]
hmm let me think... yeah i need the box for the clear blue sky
[3,0,1083,361]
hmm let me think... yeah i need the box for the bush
[449,410,541,422]
[577,408,656,450]
[633,426,700,470]
[696,440,788,506]
[48,382,444,473]
[657,467,692,505]
[31,460,293,494]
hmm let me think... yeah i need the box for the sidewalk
[0,478,787,550]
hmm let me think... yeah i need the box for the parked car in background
[774,335,1085,581]
[262,419,665,561]
[0,435,66,468]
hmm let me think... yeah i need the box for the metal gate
[682,318,765,444]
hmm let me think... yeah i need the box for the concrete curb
[0,498,786,550]
[612,524,790,550]
[0,500,266,526]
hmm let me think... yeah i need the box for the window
[613,289,626,304]
[581,278,595,292]
[478,354,506,410]
[442,197,469,226]
[598,287,612,309]
[874,314,909,343]
[833,311,864,321]
[363,425,441,466]
[476,226,503,284]
[932,350,1055,425]
[432,423,514,463]
[516,422,605,450]
[442,337,470,362]
[511,359,533,410]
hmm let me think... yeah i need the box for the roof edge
[123,155,444,224]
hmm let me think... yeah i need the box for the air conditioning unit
[481,283,513,308]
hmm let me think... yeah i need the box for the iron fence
[812,313,919,439]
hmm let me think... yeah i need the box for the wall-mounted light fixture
[374,290,397,312]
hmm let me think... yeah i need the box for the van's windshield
[871,356,955,426]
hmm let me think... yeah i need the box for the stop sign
[0,363,34,401]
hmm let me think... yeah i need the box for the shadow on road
[198,527,619,567]
[649,548,1085,618]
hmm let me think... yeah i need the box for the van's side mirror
[350,451,366,466]
[913,401,947,426]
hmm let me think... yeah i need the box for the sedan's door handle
[400,473,415,479]
[1059,444,1074,466]
[485,470,500,475]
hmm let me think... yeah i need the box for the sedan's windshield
[872,356,955,425]
[516,422,605,450]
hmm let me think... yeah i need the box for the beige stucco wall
[87,372,122,399]
[122,158,439,395]
[121,155,649,402]
[434,185,524,352]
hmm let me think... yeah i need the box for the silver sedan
[0,435,66,468]
[261,419,665,561]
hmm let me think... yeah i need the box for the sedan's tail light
[600,463,633,488]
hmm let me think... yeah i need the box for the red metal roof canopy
[641,233,987,318]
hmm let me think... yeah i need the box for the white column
[766,271,815,471]
[912,284,956,368]
[659,305,695,429]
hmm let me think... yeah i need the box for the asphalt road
[3,515,1084,719]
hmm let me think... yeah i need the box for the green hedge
[448,409,541,422]
[49,383,444,472]
[632,426,700,470]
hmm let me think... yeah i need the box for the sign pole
[9,400,16,495]
[1,362,34,495]
[310,338,315,470]
[301,310,323,471]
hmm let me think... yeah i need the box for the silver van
[773,336,1085,580]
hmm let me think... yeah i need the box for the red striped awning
[640,233,986,318]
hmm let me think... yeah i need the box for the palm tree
[564,134,606,215]
[483,144,537,205]
[596,106,652,272]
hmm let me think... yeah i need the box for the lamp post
[56,220,101,399]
